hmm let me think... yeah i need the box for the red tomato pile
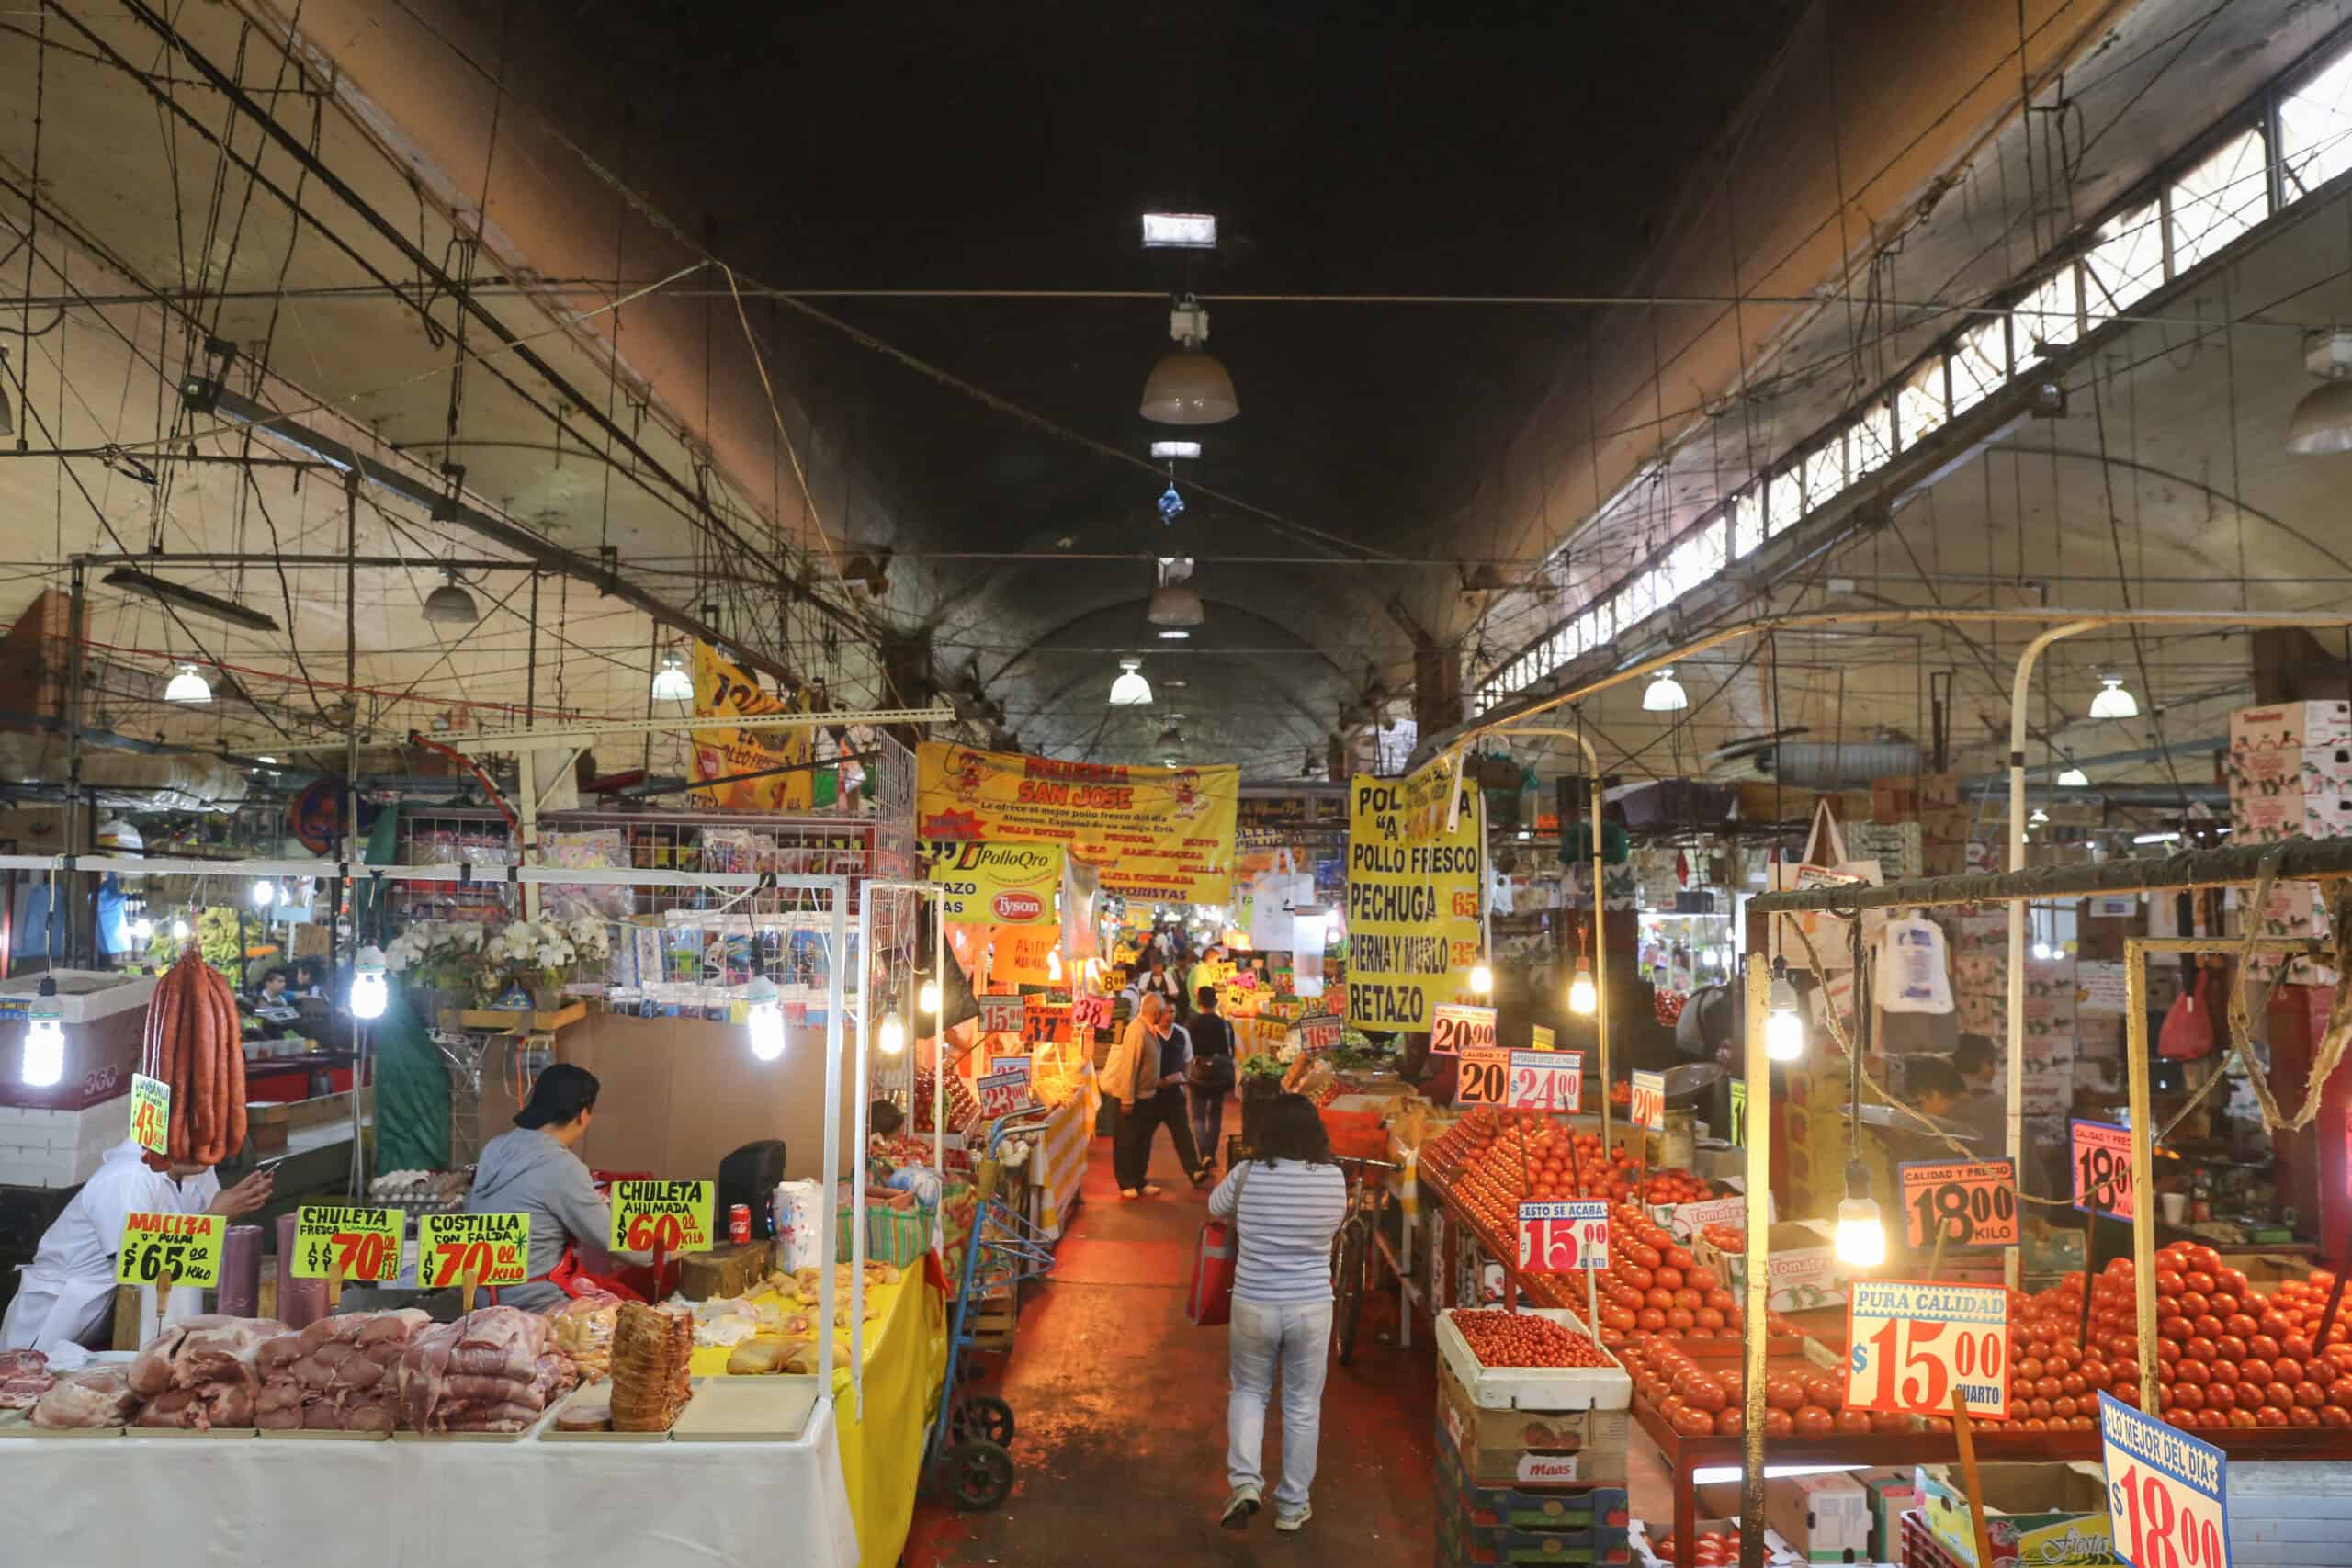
[1698,1224,1743,1253]
[1617,1336,1936,1440]
[1644,1171,1709,1205]
[1451,1309,1613,1369]
[1651,1529,1739,1565]
[1589,1204,1738,1351]
[1988,1242,2352,1436]
[1425,1108,1648,1218]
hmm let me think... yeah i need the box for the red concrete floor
[905,1109,1442,1566]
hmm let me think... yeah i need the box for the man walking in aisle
[1102,993,1209,1197]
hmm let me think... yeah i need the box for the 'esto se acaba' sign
[609,1180,716,1254]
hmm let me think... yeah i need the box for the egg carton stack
[2225,701,2351,985]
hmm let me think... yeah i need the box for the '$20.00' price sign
[1518,1200,1607,1273]
[1629,1070,1667,1132]
[609,1179,715,1254]
[292,1203,404,1281]
[418,1212,530,1286]
[1428,1003,1497,1056]
[1843,1278,2011,1420]
[2099,1389,2231,1568]
[116,1211,224,1287]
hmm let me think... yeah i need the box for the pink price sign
[2071,1118,2135,1219]
[1517,1200,1608,1273]
[1629,1070,1666,1132]
[975,1066,1032,1123]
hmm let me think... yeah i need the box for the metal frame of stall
[1738,837,2352,1568]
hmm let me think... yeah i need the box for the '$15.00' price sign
[2073,1119,2136,1219]
[1843,1279,2011,1420]
[292,1203,404,1281]
[116,1212,224,1287]
[418,1212,530,1286]
[2099,1389,2231,1568]
[609,1179,715,1254]
[1518,1200,1607,1273]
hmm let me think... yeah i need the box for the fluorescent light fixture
[104,568,281,632]
[746,976,785,1061]
[349,947,389,1021]
[1642,669,1690,711]
[2088,676,2139,719]
[256,756,278,766]
[2056,766,2089,787]
[651,649,694,702]
[2133,831,2182,845]
[1157,628,1191,640]
[22,976,63,1088]
[1141,212,1217,249]
[1150,440,1202,459]
[164,664,213,705]
[1109,658,1152,706]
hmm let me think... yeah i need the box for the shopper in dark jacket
[1184,985,1237,1168]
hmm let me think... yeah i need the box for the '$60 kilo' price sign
[609,1179,715,1253]
[1843,1278,2011,1420]
[2099,1389,2231,1568]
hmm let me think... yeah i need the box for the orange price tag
[1899,1158,2019,1248]
[130,1073,170,1156]
[1455,1048,1508,1105]
[1629,1070,1666,1132]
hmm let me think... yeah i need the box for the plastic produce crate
[1437,1423,1630,1532]
[1440,1487,1634,1565]
[1436,1307,1633,1412]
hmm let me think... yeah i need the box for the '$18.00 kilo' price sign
[1843,1279,2011,1420]
[2099,1389,2231,1568]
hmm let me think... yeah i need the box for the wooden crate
[967,1285,1020,1352]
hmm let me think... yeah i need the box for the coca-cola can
[729,1204,752,1245]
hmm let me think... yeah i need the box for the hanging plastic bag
[1766,798,1883,971]
[1876,910,1954,1014]
[2158,966,2218,1060]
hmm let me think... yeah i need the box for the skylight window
[2170,127,2270,272]
[1895,355,1949,447]
[2281,46,2352,198]
[1801,442,1846,512]
[1948,316,2009,415]
[1847,402,1894,479]
[1766,469,1804,538]
[1731,488,1765,558]
[1142,213,1218,249]
[2083,201,2165,327]
[2018,267,2082,357]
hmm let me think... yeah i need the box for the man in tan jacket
[1102,994,1207,1198]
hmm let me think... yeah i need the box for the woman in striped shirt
[1207,1092,1348,1533]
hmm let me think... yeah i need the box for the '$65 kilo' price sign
[608,1179,715,1254]
[1843,1279,2011,1420]
[116,1212,224,1287]
[2099,1389,2231,1568]
[292,1203,405,1281]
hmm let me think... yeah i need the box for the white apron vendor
[0,1139,272,1354]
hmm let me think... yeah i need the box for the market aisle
[906,1119,1439,1566]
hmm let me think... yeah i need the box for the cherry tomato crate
[1436,1307,1634,1413]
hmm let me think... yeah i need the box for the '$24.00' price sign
[1898,1157,2020,1248]
[116,1212,224,1287]
[2073,1119,2135,1219]
[130,1073,170,1156]
[1518,1200,1608,1273]
[1508,1050,1582,1112]
[1843,1279,2010,1420]
[2099,1389,2231,1568]
[292,1204,404,1281]
[609,1179,715,1254]
[418,1212,530,1286]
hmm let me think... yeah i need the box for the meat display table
[0,1396,859,1568]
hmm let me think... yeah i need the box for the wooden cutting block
[677,1239,771,1301]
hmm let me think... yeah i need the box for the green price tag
[417,1212,531,1286]
[130,1073,170,1156]
[608,1179,716,1253]
[116,1212,224,1287]
[1729,1079,1747,1148]
[292,1204,405,1281]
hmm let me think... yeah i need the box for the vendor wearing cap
[467,1064,648,1309]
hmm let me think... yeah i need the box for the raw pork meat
[29,1368,139,1428]
[398,1306,575,1433]
[254,1308,432,1432]
[129,1314,288,1430]
[0,1348,52,1410]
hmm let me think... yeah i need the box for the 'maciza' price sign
[1844,1278,2011,1420]
[608,1179,715,1253]
[292,1203,404,1281]
[1508,1050,1582,1113]
[1630,1069,1667,1132]
[418,1213,530,1285]
[2098,1389,2230,1568]
[1518,1200,1607,1273]
[2072,1119,2136,1218]
[1899,1158,2020,1247]
[116,1212,223,1287]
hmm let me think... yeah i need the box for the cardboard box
[2231,701,2352,752]
[1854,1467,1921,1563]
[1691,1219,1848,1313]
[1915,1461,2119,1568]
[1764,1470,1871,1563]
[1435,1356,1629,1486]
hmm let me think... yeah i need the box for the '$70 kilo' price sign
[292,1203,404,1281]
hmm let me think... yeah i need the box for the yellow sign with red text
[691,642,815,811]
[917,742,1238,905]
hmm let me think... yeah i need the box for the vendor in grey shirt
[466,1064,621,1311]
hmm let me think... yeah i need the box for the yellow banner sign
[116,1212,223,1287]
[1344,766,1484,1032]
[609,1179,716,1254]
[691,642,814,811]
[923,840,1063,925]
[292,1204,405,1281]
[917,742,1238,905]
[418,1213,531,1286]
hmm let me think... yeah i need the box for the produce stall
[1024,1064,1099,1239]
